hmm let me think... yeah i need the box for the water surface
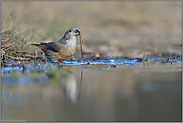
[1,61,182,122]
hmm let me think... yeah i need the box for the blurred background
[2,1,181,57]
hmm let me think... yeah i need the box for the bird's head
[64,28,81,40]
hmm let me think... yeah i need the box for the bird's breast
[59,37,77,57]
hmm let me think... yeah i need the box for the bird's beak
[74,29,80,36]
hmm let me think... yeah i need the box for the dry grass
[1,1,182,60]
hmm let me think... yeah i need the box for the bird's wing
[40,42,60,52]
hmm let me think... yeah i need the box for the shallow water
[1,59,182,122]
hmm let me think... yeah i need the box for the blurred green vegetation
[1,1,181,58]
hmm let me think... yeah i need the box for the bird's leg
[71,56,76,61]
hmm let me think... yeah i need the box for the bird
[30,28,81,62]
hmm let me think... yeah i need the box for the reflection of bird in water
[61,68,84,103]
[46,67,83,103]
[62,73,81,103]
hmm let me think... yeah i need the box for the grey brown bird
[30,28,81,62]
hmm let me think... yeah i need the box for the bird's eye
[69,30,72,32]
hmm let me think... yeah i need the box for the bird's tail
[28,42,40,46]
[28,42,48,52]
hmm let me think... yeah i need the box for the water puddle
[1,56,182,121]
